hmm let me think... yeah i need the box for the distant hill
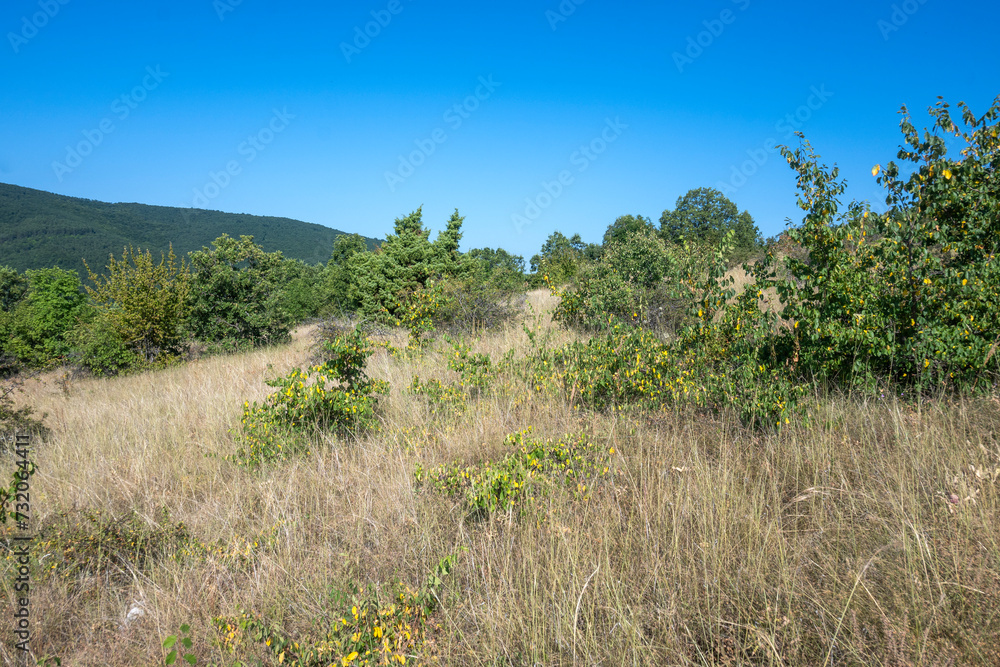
[0,183,381,274]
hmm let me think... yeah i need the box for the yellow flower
[943,168,952,179]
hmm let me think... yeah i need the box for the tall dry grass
[2,291,999,665]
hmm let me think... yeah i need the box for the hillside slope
[0,182,380,273]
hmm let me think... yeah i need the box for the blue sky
[2,0,998,261]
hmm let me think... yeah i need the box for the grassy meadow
[3,290,1000,666]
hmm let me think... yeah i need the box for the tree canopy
[659,187,761,251]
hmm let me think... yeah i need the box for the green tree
[5,268,88,367]
[322,233,369,314]
[602,214,657,247]
[660,187,761,252]
[0,266,27,313]
[468,247,525,290]
[187,235,293,349]
[530,231,594,285]
[603,227,671,289]
[278,259,323,323]
[82,245,191,367]
[349,208,469,320]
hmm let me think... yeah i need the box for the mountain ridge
[0,182,381,273]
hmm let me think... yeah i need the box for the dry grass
[3,290,999,665]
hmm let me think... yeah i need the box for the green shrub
[415,429,615,515]
[445,339,494,392]
[545,97,1000,429]
[231,327,388,468]
[187,235,293,350]
[214,553,460,666]
[767,97,1000,396]
[350,208,469,322]
[82,245,190,370]
[33,508,191,583]
[4,268,88,368]
[433,277,525,334]
[0,265,27,312]
[277,259,324,323]
[67,312,142,377]
[408,376,467,416]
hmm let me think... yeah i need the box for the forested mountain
[0,182,379,272]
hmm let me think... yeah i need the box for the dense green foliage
[545,97,1000,428]
[3,267,88,368]
[770,98,1000,395]
[82,246,191,370]
[0,182,379,273]
[602,213,658,247]
[187,235,295,351]
[660,187,762,259]
[529,231,600,286]
[321,233,368,314]
[349,208,469,321]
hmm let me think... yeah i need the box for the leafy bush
[4,268,88,368]
[277,259,324,323]
[446,339,494,392]
[408,376,467,416]
[552,231,717,335]
[67,312,142,377]
[231,327,388,468]
[187,234,293,351]
[433,277,525,334]
[545,96,1000,429]
[0,265,27,312]
[766,98,1000,396]
[415,429,615,515]
[350,208,468,322]
[214,553,460,666]
[82,245,190,369]
[321,233,369,315]
[33,508,191,583]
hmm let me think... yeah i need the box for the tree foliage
[660,187,761,253]
[187,235,293,350]
[4,268,88,367]
[602,214,657,247]
[83,245,191,367]
[349,208,469,320]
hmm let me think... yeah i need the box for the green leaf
[163,636,177,650]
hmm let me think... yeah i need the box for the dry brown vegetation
[3,291,1000,665]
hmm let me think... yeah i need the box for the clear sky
[2,0,998,261]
